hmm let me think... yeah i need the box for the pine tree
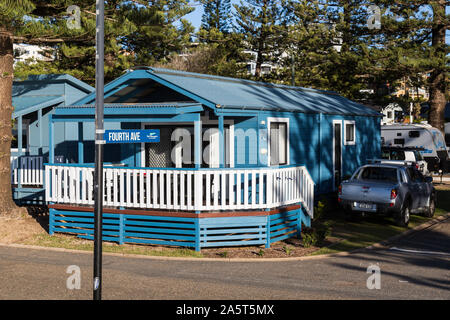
[119,0,194,67]
[370,0,449,133]
[0,0,62,216]
[233,0,288,79]
[0,0,194,215]
[200,0,232,34]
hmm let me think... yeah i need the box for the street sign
[104,129,160,144]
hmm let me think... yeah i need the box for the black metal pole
[93,0,105,301]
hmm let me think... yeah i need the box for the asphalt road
[0,218,449,300]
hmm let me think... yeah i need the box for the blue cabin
[11,74,94,204]
[41,68,381,250]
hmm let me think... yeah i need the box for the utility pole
[93,0,105,301]
[410,102,413,124]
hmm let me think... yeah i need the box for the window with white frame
[344,120,356,145]
[269,119,289,166]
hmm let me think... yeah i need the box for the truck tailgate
[341,180,397,203]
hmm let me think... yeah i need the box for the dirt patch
[0,207,47,244]
[198,238,321,258]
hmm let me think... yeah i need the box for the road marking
[390,247,450,256]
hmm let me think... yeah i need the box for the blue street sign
[104,129,160,144]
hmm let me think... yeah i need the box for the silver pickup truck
[338,163,436,226]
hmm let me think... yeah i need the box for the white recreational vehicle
[381,124,450,172]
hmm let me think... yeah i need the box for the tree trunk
[428,0,447,134]
[255,39,264,79]
[0,30,26,216]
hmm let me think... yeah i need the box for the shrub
[283,245,292,255]
[302,224,331,248]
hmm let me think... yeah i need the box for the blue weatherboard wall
[12,74,94,158]
[233,111,381,194]
[51,67,381,196]
[12,75,94,204]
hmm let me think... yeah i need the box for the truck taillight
[390,189,397,199]
[415,163,419,170]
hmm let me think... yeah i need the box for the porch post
[17,115,23,156]
[17,115,23,189]
[194,119,202,168]
[78,122,84,164]
[218,115,225,168]
[38,109,43,155]
[49,115,54,164]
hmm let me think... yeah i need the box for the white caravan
[381,124,449,172]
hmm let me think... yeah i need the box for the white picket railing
[45,165,315,217]
[11,156,44,186]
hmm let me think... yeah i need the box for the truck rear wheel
[396,201,410,227]
[424,195,436,218]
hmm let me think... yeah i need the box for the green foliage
[282,245,292,255]
[302,224,332,248]
[257,248,265,256]
[233,0,289,80]
[201,0,232,33]
[2,0,447,126]
[4,1,195,85]
[302,199,334,247]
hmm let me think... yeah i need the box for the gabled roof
[72,67,381,117]
[13,95,65,118]
[12,74,94,119]
[14,74,94,94]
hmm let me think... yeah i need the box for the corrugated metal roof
[148,68,381,116]
[12,95,64,118]
[54,102,203,116]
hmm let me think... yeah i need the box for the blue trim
[43,163,303,170]
[51,113,201,123]
[218,115,224,168]
[53,104,203,116]
[38,108,43,152]
[104,83,131,100]
[49,115,54,163]
[194,120,201,168]
[17,115,23,155]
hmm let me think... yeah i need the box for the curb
[1,213,448,263]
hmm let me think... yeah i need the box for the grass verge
[20,233,204,258]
